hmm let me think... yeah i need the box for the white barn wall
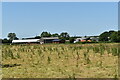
[12,39,40,43]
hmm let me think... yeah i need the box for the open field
[2,43,119,78]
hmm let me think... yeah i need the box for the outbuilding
[12,39,40,44]
[40,37,59,43]
[52,39,61,43]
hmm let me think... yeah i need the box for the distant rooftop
[41,37,59,39]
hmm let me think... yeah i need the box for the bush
[2,39,12,44]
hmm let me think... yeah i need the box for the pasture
[2,43,119,78]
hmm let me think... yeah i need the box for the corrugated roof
[52,39,60,41]
[41,37,59,39]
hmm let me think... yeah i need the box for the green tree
[109,30,115,34]
[60,32,70,40]
[110,31,120,42]
[99,31,115,41]
[40,31,51,37]
[7,33,17,40]
[2,38,12,43]
[51,33,59,37]
[99,32,109,41]
[35,36,41,39]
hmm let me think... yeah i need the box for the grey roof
[52,39,60,41]
[41,37,58,40]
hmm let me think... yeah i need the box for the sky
[2,2,118,38]
[2,0,120,2]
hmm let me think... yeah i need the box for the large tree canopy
[59,32,70,40]
[99,32,109,41]
[99,31,115,41]
[40,32,51,37]
[51,33,59,37]
[7,33,18,40]
[110,31,120,42]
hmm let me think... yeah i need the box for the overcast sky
[2,2,118,38]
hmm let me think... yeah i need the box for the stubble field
[2,43,119,78]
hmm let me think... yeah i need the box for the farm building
[90,37,99,42]
[12,39,40,44]
[12,37,61,44]
[40,37,59,43]
[52,39,65,43]
[52,39,61,43]
[74,36,99,43]
[74,37,91,43]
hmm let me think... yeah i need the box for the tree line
[1,32,71,43]
[99,30,120,42]
[1,30,120,43]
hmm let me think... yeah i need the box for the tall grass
[2,43,119,78]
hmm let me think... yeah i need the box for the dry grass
[2,43,119,78]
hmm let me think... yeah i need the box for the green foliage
[111,48,118,56]
[2,38,12,44]
[51,33,59,37]
[99,31,110,41]
[35,36,41,39]
[40,31,51,37]
[99,30,120,42]
[110,31,120,42]
[59,32,70,40]
[99,30,115,41]
[47,56,51,64]
[83,52,91,64]
[2,49,15,59]
[8,33,18,40]
[16,53,20,58]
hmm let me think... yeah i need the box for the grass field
[2,43,119,78]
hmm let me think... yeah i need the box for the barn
[74,37,91,43]
[12,37,65,44]
[52,39,65,43]
[52,39,60,43]
[12,39,40,44]
[40,37,59,43]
